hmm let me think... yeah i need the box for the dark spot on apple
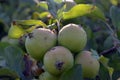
[35,26,42,29]
[28,33,33,39]
[55,61,64,70]
[89,61,93,64]
[51,47,56,50]
[44,36,47,40]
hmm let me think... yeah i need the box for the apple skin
[25,28,57,61]
[58,23,87,53]
[75,51,100,79]
[43,46,74,76]
[39,72,59,80]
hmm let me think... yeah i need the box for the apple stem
[56,19,61,31]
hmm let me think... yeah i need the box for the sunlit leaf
[38,1,48,10]
[110,0,118,6]
[63,4,106,21]
[107,67,114,79]
[99,55,114,79]
[15,20,47,28]
[99,55,109,67]
[8,24,25,39]
[8,20,47,39]
[60,64,83,80]
[39,12,51,18]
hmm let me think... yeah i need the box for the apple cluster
[25,23,100,80]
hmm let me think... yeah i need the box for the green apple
[58,23,87,53]
[75,51,100,79]
[43,46,74,76]
[25,28,57,61]
[39,72,59,80]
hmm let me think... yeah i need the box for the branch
[100,46,117,55]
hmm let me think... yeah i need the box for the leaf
[15,20,47,29]
[60,64,83,80]
[99,55,114,79]
[110,0,118,6]
[0,44,25,79]
[46,0,64,18]
[90,49,100,60]
[38,1,48,10]
[0,68,20,80]
[39,12,50,18]
[103,35,114,50]
[110,6,120,29]
[107,67,114,79]
[0,56,6,67]
[8,20,47,39]
[8,24,25,39]
[99,55,109,68]
[63,4,106,21]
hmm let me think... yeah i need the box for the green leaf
[39,12,50,18]
[107,67,114,79]
[90,49,100,60]
[110,0,118,6]
[15,20,47,29]
[110,6,120,29]
[63,4,106,21]
[46,0,64,18]
[38,1,48,10]
[99,55,109,68]
[99,55,114,79]
[0,56,6,67]
[8,20,47,39]
[8,24,25,39]
[60,64,83,80]
[103,35,113,50]
[0,68,20,80]
[0,44,25,79]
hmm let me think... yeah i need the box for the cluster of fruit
[25,23,100,80]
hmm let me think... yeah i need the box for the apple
[39,72,59,80]
[75,51,100,79]
[25,28,57,61]
[58,23,87,53]
[43,46,74,76]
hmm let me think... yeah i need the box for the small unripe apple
[75,51,100,79]
[58,24,87,53]
[25,28,57,61]
[39,72,59,80]
[43,46,74,76]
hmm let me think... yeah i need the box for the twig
[100,46,117,55]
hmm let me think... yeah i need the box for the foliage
[0,0,120,80]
